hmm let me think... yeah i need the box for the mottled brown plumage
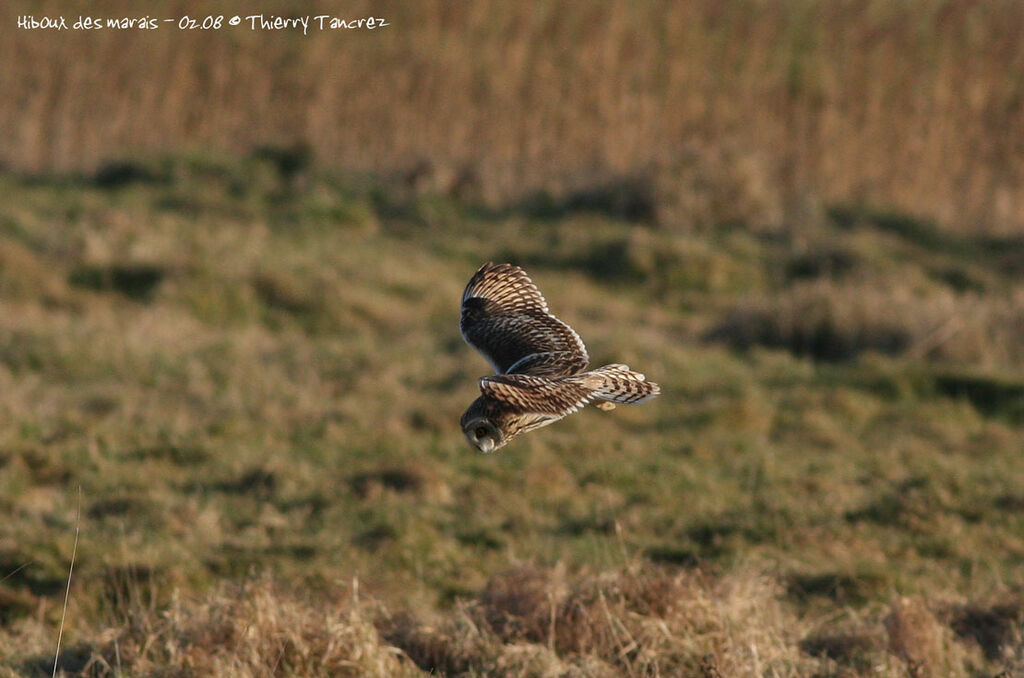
[459,263,660,452]
[461,263,589,377]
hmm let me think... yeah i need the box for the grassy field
[0,152,1021,676]
[2,0,1024,675]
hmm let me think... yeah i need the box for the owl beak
[477,437,495,453]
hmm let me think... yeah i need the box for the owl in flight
[460,262,660,452]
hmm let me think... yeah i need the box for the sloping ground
[0,156,1022,676]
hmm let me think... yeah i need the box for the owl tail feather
[566,364,660,406]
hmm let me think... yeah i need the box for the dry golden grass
[4,565,1022,677]
[382,564,818,677]
[2,1,1024,232]
[2,577,418,677]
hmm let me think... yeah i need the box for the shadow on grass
[350,467,426,499]
[947,599,1024,660]
[212,468,278,498]
[705,306,911,363]
[68,264,166,302]
[786,571,888,607]
[934,372,1024,424]
[798,631,882,671]
[93,160,170,189]
[828,203,1024,277]
[643,545,701,567]
[0,553,67,599]
[120,445,210,466]
[20,645,98,678]
[506,176,657,223]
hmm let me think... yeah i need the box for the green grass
[0,155,1022,676]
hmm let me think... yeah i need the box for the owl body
[459,262,659,452]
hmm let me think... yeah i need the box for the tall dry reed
[1,0,1023,231]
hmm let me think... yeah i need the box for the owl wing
[460,263,589,377]
[479,374,595,417]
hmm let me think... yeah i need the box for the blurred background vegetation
[3,0,1024,233]
[0,1,1023,676]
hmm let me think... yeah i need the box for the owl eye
[474,426,488,439]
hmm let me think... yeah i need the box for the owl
[460,262,660,452]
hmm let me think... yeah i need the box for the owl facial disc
[463,417,502,453]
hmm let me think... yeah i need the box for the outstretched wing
[460,263,588,376]
[461,262,549,315]
[479,374,596,417]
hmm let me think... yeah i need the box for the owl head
[460,397,506,453]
